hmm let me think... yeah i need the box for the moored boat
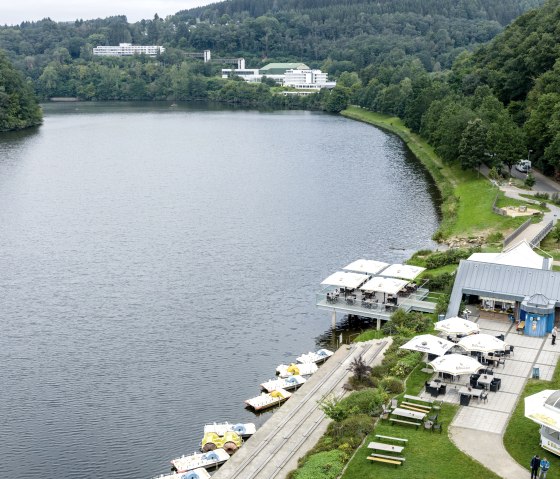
[244,388,292,411]
[153,468,211,479]
[203,421,256,438]
[276,362,318,378]
[296,349,334,364]
[260,375,306,392]
[201,430,242,454]
[170,449,230,473]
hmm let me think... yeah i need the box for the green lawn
[341,107,529,241]
[341,363,500,479]
[504,360,560,479]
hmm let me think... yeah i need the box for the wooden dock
[212,338,391,479]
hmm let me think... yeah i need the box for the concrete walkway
[212,338,392,479]
[421,317,560,479]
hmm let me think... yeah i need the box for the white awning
[321,271,370,289]
[343,259,389,275]
[380,264,426,280]
[400,334,455,356]
[525,390,560,431]
[360,276,408,295]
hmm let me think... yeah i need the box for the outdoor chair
[432,422,443,434]
[480,391,488,403]
[428,412,438,422]
[509,345,514,356]
[439,384,447,395]
[470,374,480,387]
[391,399,398,409]
[424,420,433,431]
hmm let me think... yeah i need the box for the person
[540,457,550,478]
[531,454,541,479]
[552,326,557,346]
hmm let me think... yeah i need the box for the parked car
[515,159,531,172]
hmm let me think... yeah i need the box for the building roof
[468,240,550,270]
[447,259,560,317]
[259,63,309,75]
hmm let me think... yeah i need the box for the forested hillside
[0,0,541,104]
[0,50,42,131]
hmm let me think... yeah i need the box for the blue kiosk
[521,294,556,337]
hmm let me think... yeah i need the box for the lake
[0,102,439,479]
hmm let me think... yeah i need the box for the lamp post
[526,149,533,178]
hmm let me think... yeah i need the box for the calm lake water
[0,102,440,479]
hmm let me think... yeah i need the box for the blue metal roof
[447,260,560,317]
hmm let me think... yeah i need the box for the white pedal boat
[153,469,210,479]
[171,449,230,473]
[261,375,306,392]
[296,349,334,364]
[276,362,318,378]
[244,388,292,411]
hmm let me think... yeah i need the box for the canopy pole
[331,310,336,329]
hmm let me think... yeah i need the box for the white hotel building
[93,43,165,57]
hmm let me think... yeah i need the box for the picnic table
[403,394,433,405]
[392,407,426,420]
[368,441,404,454]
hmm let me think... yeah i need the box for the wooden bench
[375,434,408,443]
[367,455,403,466]
[390,418,421,429]
[403,394,433,405]
[400,402,430,412]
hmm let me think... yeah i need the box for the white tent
[428,354,484,376]
[400,334,455,356]
[321,271,369,289]
[360,276,408,295]
[469,240,551,271]
[343,259,389,275]
[380,264,426,280]
[457,333,507,353]
[525,390,560,430]
[434,317,480,335]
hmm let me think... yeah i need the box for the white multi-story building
[93,43,165,57]
[283,69,336,90]
[221,69,261,82]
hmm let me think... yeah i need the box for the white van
[515,159,531,172]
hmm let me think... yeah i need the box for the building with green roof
[259,63,310,76]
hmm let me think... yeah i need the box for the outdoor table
[392,407,426,421]
[429,381,442,389]
[367,442,404,453]
[477,375,493,389]
[458,387,483,399]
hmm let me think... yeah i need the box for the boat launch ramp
[212,338,391,479]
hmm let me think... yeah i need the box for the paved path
[421,317,560,478]
[212,338,392,479]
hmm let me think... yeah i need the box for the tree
[458,118,488,171]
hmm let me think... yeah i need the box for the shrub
[423,272,454,291]
[486,231,504,243]
[379,376,405,394]
[328,413,375,441]
[348,374,379,390]
[535,192,550,200]
[337,388,388,416]
[291,450,346,479]
[424,247,479,269]
[525,174,536,188]
[370,364,389,379]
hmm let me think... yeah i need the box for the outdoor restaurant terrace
[316,259,437,328]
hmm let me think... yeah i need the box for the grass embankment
[504,364,560,479]
[341,107,528,241]
[341,364,501,479]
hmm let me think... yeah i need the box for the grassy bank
[504,364,560,479]
[341,107,527,241]
[340,364,501,479]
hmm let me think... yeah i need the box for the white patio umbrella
[434,317,480,335]
[321,271,369,289]
[457,334,507,353]
[428,354,484,376]
[525,390,560,430]
[400,334,455,356]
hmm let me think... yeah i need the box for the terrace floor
[418,314,559,478]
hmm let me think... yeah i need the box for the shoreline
[341,106,459,242]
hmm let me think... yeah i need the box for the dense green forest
[0,0,541,102]
[0,50,42,131]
